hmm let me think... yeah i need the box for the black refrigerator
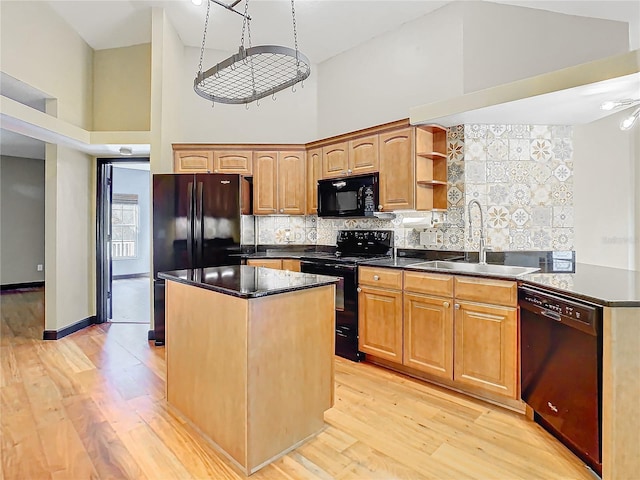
[152,173,251,345]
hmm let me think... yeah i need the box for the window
[112,193,139,259]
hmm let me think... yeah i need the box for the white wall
[461,2,629,93]
[573,111,638,270]
[0,155,45,285]
[179,46,318,144]
[316,4,464,139]
[0,0,94,129]
[44,145,95,331]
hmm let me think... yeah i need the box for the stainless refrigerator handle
[187,181,194,265]
[196,181,204,266]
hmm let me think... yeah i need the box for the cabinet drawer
[403,271,453,297]
[359,267,403,290]
[454,276,517,307]
[247,259,283,269]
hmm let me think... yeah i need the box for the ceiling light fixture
[599,98,640,130]
[193,0,311,105]
[191,0,203,5]
[600,98,639,111]
[119,146,133,156]
[620,106,640,131]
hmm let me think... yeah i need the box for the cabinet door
[213,150,252,175]
[322,142,349,178]
[306,148,322,214]
[403,292,453,380]
[281,259,301,272]
[174,150,213,173]
[454,301,518,398]
[349,134,379,175]
[253,151,278,215]
[278,151,306,215]
[379,128,415,211]
[358,286,403,363]
[247,259,282,269]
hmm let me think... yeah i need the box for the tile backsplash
[244,123,574,252]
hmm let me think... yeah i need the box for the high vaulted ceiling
[46,0,639,62]
[2,0,639,160]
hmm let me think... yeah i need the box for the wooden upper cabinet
[253,151,278,215]
[213,150,252,175]
[254,151,306,215]
[174,150,213,173]
[349,134,379,176]
[306,148,322,215]
[322,142,349,178]
[379,128,415,211]
[278,151,306,215]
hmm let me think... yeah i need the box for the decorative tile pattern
[463,123,574,251]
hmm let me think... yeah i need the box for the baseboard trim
[43,315,97,340]
[1,281,45,291]
[148,329,155,341]
[113,273,150,280]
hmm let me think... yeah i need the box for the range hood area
[410,49,640,127]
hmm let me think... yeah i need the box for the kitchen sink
[406,260,540,277]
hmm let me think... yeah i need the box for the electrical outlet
[37,264,43,272]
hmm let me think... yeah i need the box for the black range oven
[300,230,392,362]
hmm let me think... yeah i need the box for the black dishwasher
[519,285,603,476]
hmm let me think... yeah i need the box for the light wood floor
[1,288,596,480]
[112,277,151,324]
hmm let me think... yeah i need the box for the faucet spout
[467,199,488,264]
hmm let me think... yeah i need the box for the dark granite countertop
[158,265,339,299]
[520,264,640,307]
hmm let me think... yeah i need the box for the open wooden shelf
[415,125,448,211]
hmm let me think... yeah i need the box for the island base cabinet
[403,292,453,380]
[358,286,403,363]
[165,280,334,475]
[454,301,518,399]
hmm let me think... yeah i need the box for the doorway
[96,158,151,325]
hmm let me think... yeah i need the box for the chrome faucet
[467,199,488,264]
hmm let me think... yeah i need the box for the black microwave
[317,173,379,218]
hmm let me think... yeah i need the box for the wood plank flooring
[1,287,596,479]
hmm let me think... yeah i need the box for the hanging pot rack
[194,0,311,105]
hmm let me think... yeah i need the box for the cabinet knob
[357,287,362,293]
[279,208,284,213]
[373,275,380,281]
[443,301,450,308]
[214,169,218,173]
[347,169,352,174]
[454,303,460,310]
[378,205,383,211]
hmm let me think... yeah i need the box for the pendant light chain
[197,0,212,76]
[290,0,300,66]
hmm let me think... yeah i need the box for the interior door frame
[96,157,150,324]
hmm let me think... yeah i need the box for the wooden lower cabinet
[281,259,301,272]
[358,285,403,363]
[246,259,301,272]
[359,267,519,404]
[246,259,283,269]
[454,300,518,398]
[403,292,453,380]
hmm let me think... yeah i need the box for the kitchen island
[158,265,339,475]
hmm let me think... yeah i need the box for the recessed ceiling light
[191,0,203,5]
[119,146,133,156]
